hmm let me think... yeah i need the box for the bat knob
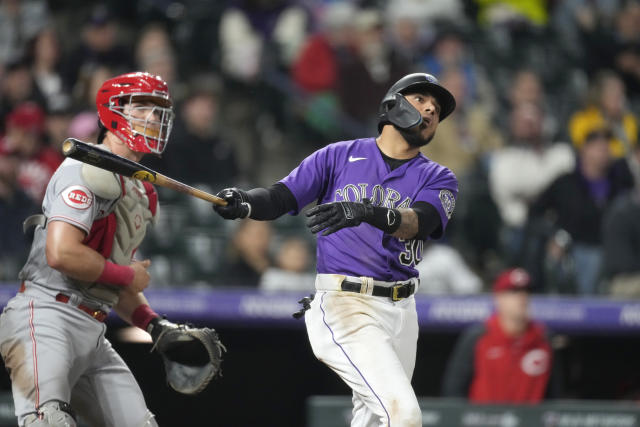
[62,139,77,156]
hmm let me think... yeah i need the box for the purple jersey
[280,137,458,281]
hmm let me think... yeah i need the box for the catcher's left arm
[147,317,226,395]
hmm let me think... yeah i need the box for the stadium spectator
[576,1,640,99]
[489,102,574,259]
[0,0,49,65]
[218,1,308,83]
[71,64,114,111]
[27,27,70,113]
[472,0,549,28]
[219,219,273,287]
[442,267,560,402]
[45,103,73,153]
[292,2,354,93]
[415,242,483,294]
[260,236,315,291]
[496,69,553,136]
[0,59,45,128]
[67,110,99,143]
[62,4,132,92]
[551,0,623,64]
[336,8,410,129]
[569,70,638,159]
[144,74,238,187]
[0,152,38,280]
[134,23,178,90]
[421,66,503,179]
[603,188,640,298]
[603,144,640,297]
[508,69,545,110]
[290,2,354,140]
[526,119,633,294]
[419,26,482,102]
[610,1,640,99]
[385,0,467,30]
[0,102,62,203]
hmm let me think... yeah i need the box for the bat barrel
[61,138,227,206]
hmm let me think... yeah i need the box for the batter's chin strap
[292,294,315,319]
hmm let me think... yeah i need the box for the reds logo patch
[62,185,93,210]
[521,349,549,376]
[439,189,455,219]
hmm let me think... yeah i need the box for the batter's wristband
[98,261,135,287]
[365,206,402,234]
[132,304,159,331]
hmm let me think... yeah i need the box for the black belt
[341,280,416,301]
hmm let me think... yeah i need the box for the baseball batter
[213,73,458,426]
[0,72,177,427]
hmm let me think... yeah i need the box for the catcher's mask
[96,71,174,154]
[377,73,456,133]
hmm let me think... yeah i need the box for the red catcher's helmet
[96,72,174,154]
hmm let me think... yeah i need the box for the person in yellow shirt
[569,71,638,158]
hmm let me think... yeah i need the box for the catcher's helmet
[96,72,174,154]
[377,73,456,133]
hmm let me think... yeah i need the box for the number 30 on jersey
[398,239,424,267]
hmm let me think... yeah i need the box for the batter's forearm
[392,209,419,240]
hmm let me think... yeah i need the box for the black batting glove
[306,200,373,236]
[213,188,251,220]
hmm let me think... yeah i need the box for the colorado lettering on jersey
[61,185,93,210]
[334,183,412,208]
[334,183,424,267]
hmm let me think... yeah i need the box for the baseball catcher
[148,317,226,395]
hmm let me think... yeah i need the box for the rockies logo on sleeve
[439,189,455,219]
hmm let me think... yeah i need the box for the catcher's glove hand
[148,318,226,395]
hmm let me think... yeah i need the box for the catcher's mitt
[148,318,226,395]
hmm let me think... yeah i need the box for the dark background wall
[1,324,634,427]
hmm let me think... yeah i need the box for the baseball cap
[492,268,531,293]
[6,102,46,134]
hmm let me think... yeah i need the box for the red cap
[492,268,531,293]
[6,102,45,134]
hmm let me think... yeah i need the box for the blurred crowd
[1,0,640,298]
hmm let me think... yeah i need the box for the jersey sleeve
[414,166,458,238]
[279,146,332,214]
[44,163,99,234]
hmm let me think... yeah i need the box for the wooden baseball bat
[61,138,227,206]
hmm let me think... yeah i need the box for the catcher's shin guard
[22,400,77,427]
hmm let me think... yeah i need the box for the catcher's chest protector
[111,176,157,265]
[81,176,157,304]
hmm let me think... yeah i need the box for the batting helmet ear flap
[381,93,423,132]
[378,73,456,133]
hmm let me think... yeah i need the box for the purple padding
[1,283,639,333]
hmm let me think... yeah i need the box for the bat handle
[192,188,228,206]
[154,175,228,206]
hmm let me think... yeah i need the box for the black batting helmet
[377,73,456,133]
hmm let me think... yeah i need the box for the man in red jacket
[442,268,560,403]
